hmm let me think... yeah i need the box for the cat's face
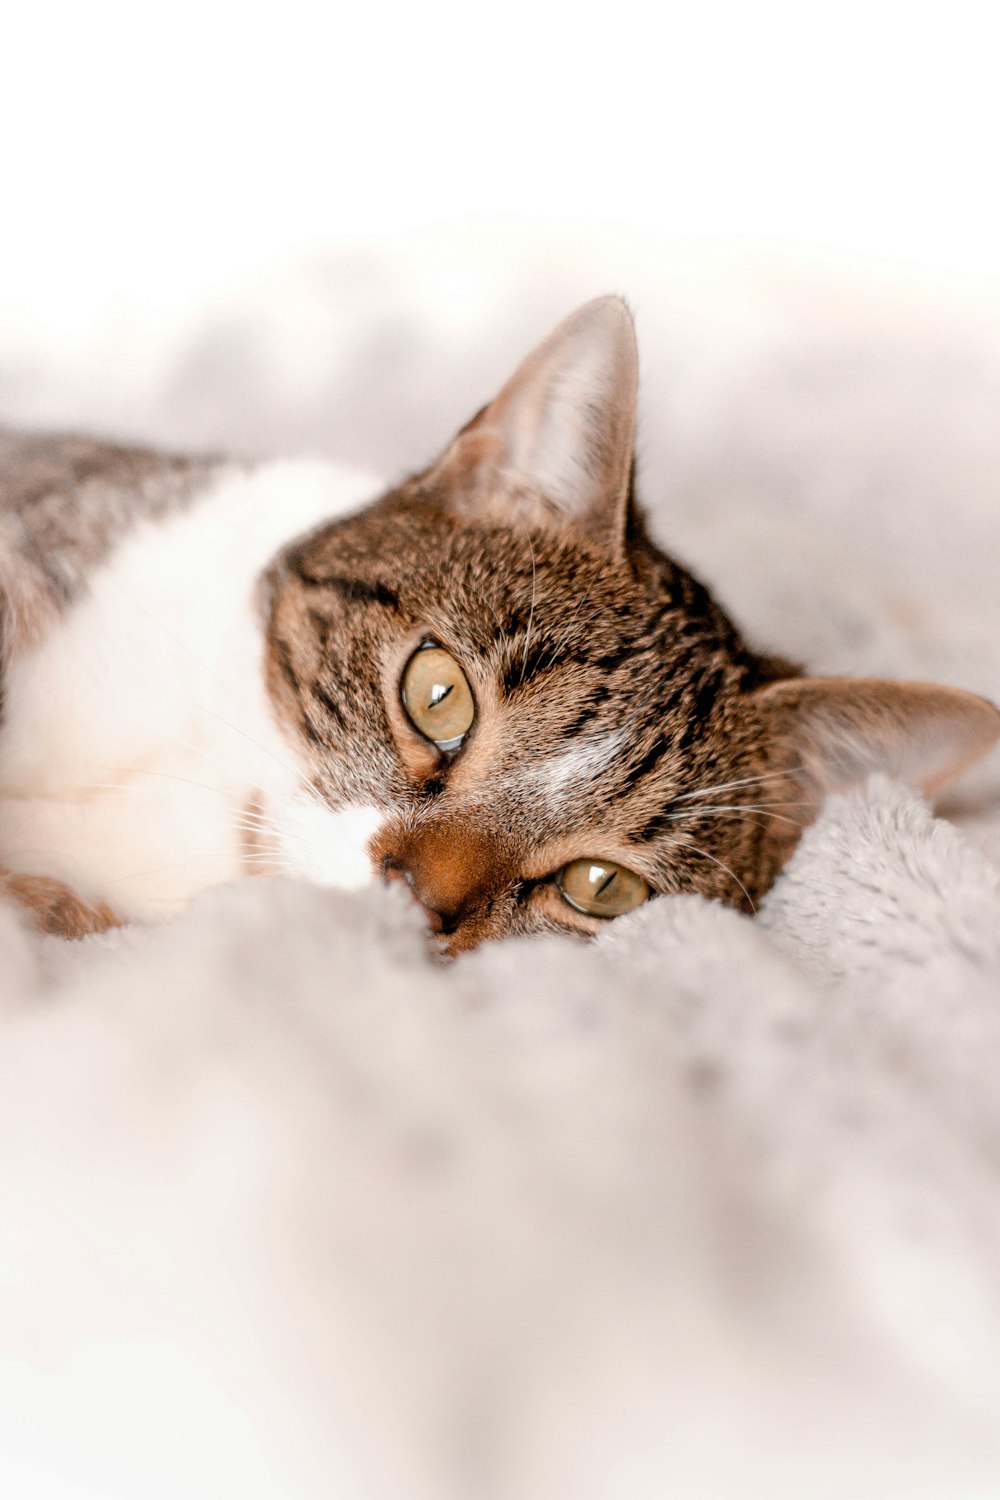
[265,298,1000,954]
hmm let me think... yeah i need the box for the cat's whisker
[674,771,788,803]
[229,819,332,853]
[675,767,809,804]
[670,837,757,914]
[75,791,297,854]
[93,734,330,835]
[668,810,782,836]
[80,774,289,839]
[235,813,284,847]
[224,800,277,822]
[680,799,813,813]
[177,705,305,786]
[107,851,288,886]
[76,770,334,855]
[666,801,807,830]
[231,798,357,854]
[91,731,310,818]
[85,766,249,801]
[167,733,332,823]
[229,820,281,841]
[76,785,337,860]
[156,734,253,778]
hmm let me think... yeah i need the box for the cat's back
[0,430,216,648]
[0,429,205,519]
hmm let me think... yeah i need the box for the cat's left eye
[401,646,476,750]
[556,859,650,919]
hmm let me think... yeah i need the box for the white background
[2,0,998,332]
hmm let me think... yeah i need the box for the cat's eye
[401,646,476,750]
[556,859,650,919]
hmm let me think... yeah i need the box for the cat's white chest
[0,460,384,918]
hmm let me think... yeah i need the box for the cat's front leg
[1,869,123,939]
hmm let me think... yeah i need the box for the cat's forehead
[290,493,749,792]
[315,493,661,641]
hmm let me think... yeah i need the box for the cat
[1,296,997,954]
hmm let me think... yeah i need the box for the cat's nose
[381,854,446,934]
[379,821,511,937]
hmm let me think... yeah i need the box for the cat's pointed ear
[428,296,638,553]
[756,677,1000,802]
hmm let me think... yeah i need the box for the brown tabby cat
[1,297,997,953]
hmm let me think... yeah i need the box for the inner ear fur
[756,676,1000,802]
[425,295,639,557]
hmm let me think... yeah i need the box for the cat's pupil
[430,683,452,707]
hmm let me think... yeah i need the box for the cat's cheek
[271,795,385,890]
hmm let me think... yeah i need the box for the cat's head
[265,297,1000,954]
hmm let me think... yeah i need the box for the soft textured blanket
[2,230,999,1498]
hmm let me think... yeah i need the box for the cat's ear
[426,296,638,554]
[756,677,1000,802]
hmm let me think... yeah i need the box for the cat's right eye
[556,859,650,919]
[401,646,476,751]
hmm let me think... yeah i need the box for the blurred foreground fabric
[2,227,1000,1498]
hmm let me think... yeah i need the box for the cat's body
[2,299,997,951]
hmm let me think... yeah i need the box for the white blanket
[2,231,1000,1498]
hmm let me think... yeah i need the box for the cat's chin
[269,791,385,892]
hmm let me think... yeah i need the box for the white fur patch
[0,459,384,918]
[273,795,383,890]
[521,731,626,807]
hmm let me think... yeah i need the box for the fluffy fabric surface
[2,230,1000,1497]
